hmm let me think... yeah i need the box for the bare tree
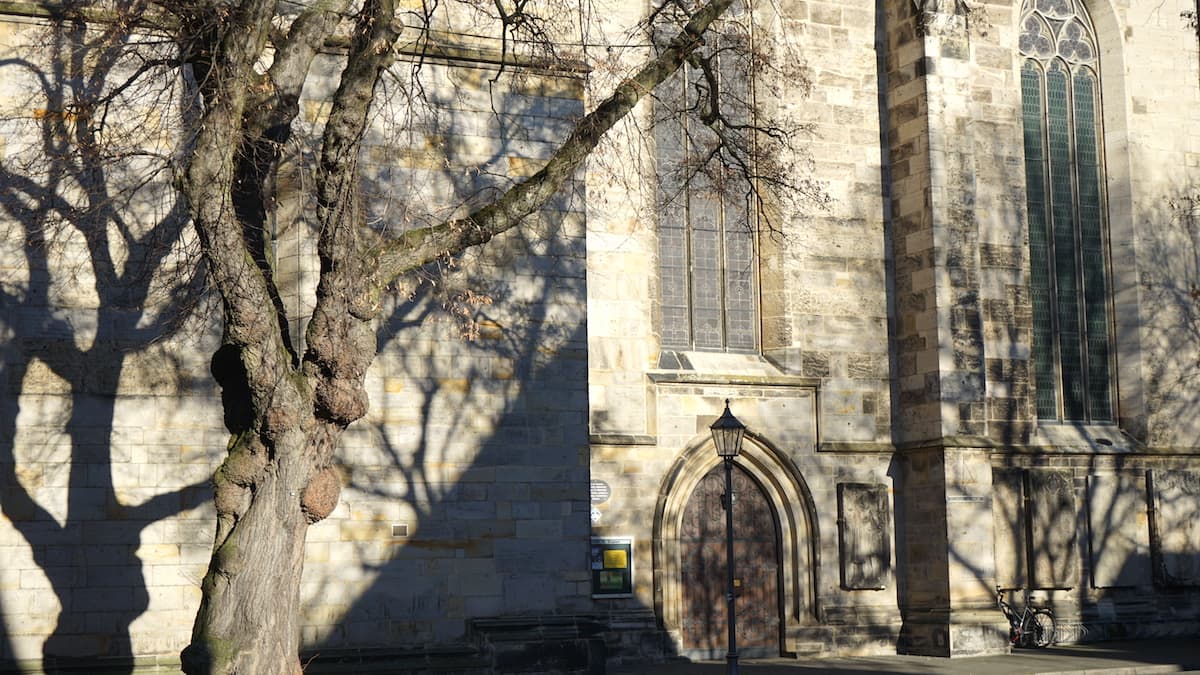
[160,0,761,672]
[0,0,819,670]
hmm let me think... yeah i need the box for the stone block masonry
[0,7,597,670]
[1,0,1200,671]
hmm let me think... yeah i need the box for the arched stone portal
[654,433,820,657]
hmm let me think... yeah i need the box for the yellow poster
[603,549,628,569]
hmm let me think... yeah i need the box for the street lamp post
[710,399,746,675]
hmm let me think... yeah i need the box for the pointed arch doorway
[680,462,781,658]
[655,433,820,661]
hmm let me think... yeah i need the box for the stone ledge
[896,435,1002,452]
[471,615,608,675]
[894,430,1200,456]
[302,645,489,674]
[647,371,821,388]
[588,433,656,446]
[819,441,896,453]
[0,653,183,675]
[1030,423,1143,453]
[471,615,607,642]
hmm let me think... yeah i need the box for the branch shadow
[301,202,617,670]
[983,182,1200,643]
[0,9,211,670]
[266,50,673,669]
[872,0,1200,651]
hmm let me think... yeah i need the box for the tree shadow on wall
[0,7,211,671]
[873,0,1173,643]
[961,183,1200,644]
[273,74,670,660]
[264,38,685,666]
[1137,191,1200,444]
[281,255,586,670]
[296,184,653,669]
[1122,185,1200,599]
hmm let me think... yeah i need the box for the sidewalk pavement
[613,639,1200,675]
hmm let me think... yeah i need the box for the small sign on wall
[591,536,633,597]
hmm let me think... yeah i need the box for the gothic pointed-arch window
[1019,0,1114,421]
[654,3,757,354]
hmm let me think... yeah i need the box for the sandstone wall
[0,7,596,668]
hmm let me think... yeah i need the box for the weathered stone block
[1151,470,1200,586]
[1028,470,1078,589]
[1087,473,1152,588]
[837,483,891,590]
[991,467,1027,589]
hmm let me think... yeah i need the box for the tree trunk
[181,427,332,675]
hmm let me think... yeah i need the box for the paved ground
[613,639,1200,675]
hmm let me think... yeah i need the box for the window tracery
[1019,0,1114,421]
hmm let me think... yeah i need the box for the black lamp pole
[721,455,738,675]
[710,399,746,675]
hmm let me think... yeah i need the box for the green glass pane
[656,42,758,353]
[656,100,691,349]
[690,191,723,350]
[1020,4,1112,422]
[1022,62,1059,418]
[723,191,756,352]
[1074,69,1113,420]
[1047,63,1086,419]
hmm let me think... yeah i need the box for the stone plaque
[1028,470,1077,589]
[837,483,891,590]
[1150,470,1200,586]
[992,468,1027,589]
[1086,474,1151,588]
[590,480,611,504]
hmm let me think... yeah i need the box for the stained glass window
[1019,0,1113,421]
[656,13,757,354]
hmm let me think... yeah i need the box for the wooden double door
[680,463,781,657]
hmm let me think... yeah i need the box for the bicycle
[996,587,1056,648]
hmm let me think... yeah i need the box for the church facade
[588,0,1200,661]
[1,0,1199,672]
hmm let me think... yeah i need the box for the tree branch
[245,0,350,139]
[180,0,293,406]
[371,0,736,284]
[300,0,403,426]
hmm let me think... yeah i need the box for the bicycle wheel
[1028,609,1056,648]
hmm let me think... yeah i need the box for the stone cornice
[588,433,656,446]
[646,370,821,388]
[818,441,895,453]
[0,1,590,76]
[895,435,1200,456]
